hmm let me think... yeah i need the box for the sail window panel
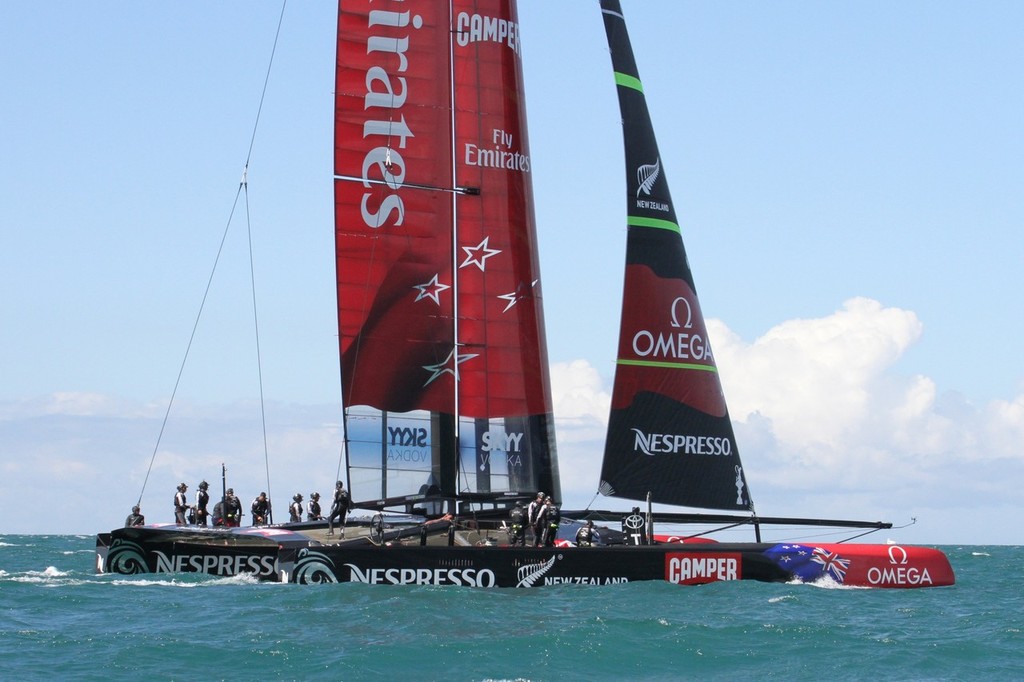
[346,408,437,502]
[457,417,540,496]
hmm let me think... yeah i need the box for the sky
[1,1,1022,544]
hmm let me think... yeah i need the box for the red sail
[335,1,457,414]
[335,0,550,419]
[450,3,550,419]
[335,1,558,504]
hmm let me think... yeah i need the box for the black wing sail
[598,0,754,512]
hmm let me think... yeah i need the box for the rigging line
[137,185,246,505]
[137,1,286,507]
[243,181,273,522]
[244,0,288,169]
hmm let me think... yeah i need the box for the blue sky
[1,1,1022,544]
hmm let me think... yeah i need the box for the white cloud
[2,298,1022,543]
[547,298,1024,543]
[549,360,610,504]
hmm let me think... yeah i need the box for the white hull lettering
[543,576,629,585]
[668,556,738,584]
[345,564,497,587]
[153,551,276,577]
[867,566,934,586]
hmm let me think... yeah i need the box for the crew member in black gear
[307,492,323,521]
[174,483,189,525]
[289,493,304,523]
[527,491,545,547]
[251,492,271,526]
[224,488,242,527]
[542,497,560,547]
[575,519,595,547]
[194,481,210,527]
[508,502,526,546]
[125,505,145,527]
[327,480,350,536]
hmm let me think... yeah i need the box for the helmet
[312,492,320,499]
[536,491,544,498]
[226,488,234,495]
[336,480,344,488]
[293,493,303,501]
[178,482,187,491]
[132,505,140,513]
[199,481,208,490]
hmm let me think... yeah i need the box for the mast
[598,0,756,516]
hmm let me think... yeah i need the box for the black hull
[280,543,790,587]
[96,526,954,588]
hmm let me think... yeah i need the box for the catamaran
[96,0,954,589]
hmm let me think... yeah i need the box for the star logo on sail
[422,347,479,386]
[412,274,450,305]
[497,279,539,312]
[460,237,501,271]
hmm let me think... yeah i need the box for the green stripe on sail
[614,71,643,92]
[627,216,680,234]
[617,358,719,373]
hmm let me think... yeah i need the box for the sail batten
[599,0,753,513]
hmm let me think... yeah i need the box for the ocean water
[0,537,1020,681]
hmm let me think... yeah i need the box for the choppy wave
[0,538,1021,679]
[108,571,265,588]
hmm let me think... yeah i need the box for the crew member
[173,483,189,525]
[542,497,561,547]
[289,493,304,523]
[327,480,350,536]
[194,481,210,527]
[575,519,595,547]
[224,488,242,527]
[307,492,323,521]
[508,502,525,546]
[125,505,145,527]
[527,491,545,547]
[251,492,271,526]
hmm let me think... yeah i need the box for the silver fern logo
[636,158,661,197]
[516,555,557,588]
